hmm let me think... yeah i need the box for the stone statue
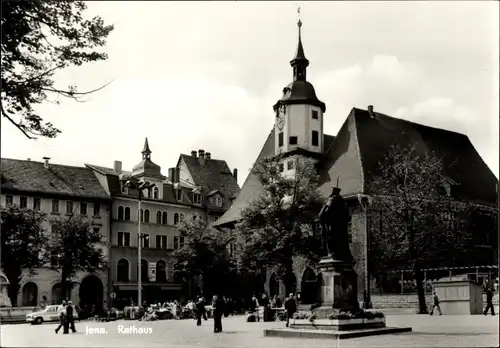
[318,186,353,261]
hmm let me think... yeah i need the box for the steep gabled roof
[1,158,110,200]
[215,106,497,227]
[178,154,240,210]
[353,108,498,204]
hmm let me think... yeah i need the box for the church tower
[273,16,326,163]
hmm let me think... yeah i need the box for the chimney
[42,157,50,169]
[191,150,197,158]
[367,105,374,117]
[114,160,122,174]
[205,152,211,159]
[174,167,180,183]
[168,168,180,184]
[233,168,238,182]
[198,149,205,165]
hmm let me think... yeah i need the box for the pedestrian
[195,297,205,326]
[55,300,67,334]
[484,286,495,316]
[429,291,442,315]
[202,297,208,320]
[284,293,297,327]
[65,301,77,333]
[212,295,223,333]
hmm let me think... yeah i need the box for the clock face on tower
[277,114,285,130]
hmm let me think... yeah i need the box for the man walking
[195,297,205,326]
[212,295,223,333]
[55,300,67,334]
[65,301,77,333]
[430,291,442,315]
[484,286,496,316]
[284,293,297,327]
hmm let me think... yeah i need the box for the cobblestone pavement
[1,314,498,348]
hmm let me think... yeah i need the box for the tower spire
[290,7,309,81]
[142,137,151,160]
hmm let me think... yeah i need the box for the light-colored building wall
[0,193,110,307]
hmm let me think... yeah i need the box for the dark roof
[178,154,240,211]
[215,107,497,227]
[1,158,110,200]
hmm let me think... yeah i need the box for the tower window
[289,136,298,145]
[278,132,284,147]
[312,110,319,119]
[278,163,284,172]
[312,131,319,147]
[287,160,294,170]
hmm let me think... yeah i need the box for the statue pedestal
[313,256,359,319]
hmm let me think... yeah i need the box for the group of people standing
[55,300,77,334]
[194,295,225,333]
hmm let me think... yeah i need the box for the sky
[1,1,499,185]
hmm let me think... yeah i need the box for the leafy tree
[47,215,106,300]
[369,144,474,313]
[173,219,236,298]
[233,155,324,290]
[0,205,48,306]
[1,1,114,139]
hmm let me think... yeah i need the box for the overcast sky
[2,1,499,184]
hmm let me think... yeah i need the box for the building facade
[86,139,240,306]
[0,157,111,309]
[214,19,498,306]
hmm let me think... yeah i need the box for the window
[140,234,150,248]
[5,195,13,206]
[121,184,128,194]
[144,209,150,223]
[147,188,152,199]
[193,193,202,205]
[66,201,73,214]
[156,260,166,282]
[193,215,197,220]
[289,136,298,145]
[174,213,179,225]
[20,196,27,209]
[312,110,319,119]
[180,237,185,248]
[180,213,184,222]
[215,196,222,207]
[156,211,161,224]
[118,232,131,247]
[162,212,167,225]
[153,187,159,199]
[287,160,294,170]
[312,131,319,147]
[51,199,59,213]
[93,203,100,217]
[117,259,130,282]
[80,202,87,215]
[278,132,284,147]
[93,227,100,235]
[118,206,124,220]
[140,209,144,222]
[278,163,284,172]
[174,236,179,250]
[176,190,182,201]
[124,207,131,220]
[156,235,167,250]
[33,198,41,211]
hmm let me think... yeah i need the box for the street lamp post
[125,178,155,307]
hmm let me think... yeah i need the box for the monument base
[264,326,412,339]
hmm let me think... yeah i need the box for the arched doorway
[156,260,166,282]
[269,273,279,297]
[52,283,62,304]
[301,268,319,304]
[285,272,297,296]
[22,282,38,306]
[117,259,130,282]
[79,275,103,312]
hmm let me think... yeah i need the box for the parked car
[26,305,79,325]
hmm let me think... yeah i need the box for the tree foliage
[48,215,107,299]
[1,1,114,139]
[234,155,324,282]
[369,144,474,313]
[173,219,236,298]
[0,205,48,306]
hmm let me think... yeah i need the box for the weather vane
[297,7,302,27]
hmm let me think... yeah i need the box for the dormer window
[121,183,128,194]
[153,187,159,199]
[215,196,223,207]
[193,193,202,205]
